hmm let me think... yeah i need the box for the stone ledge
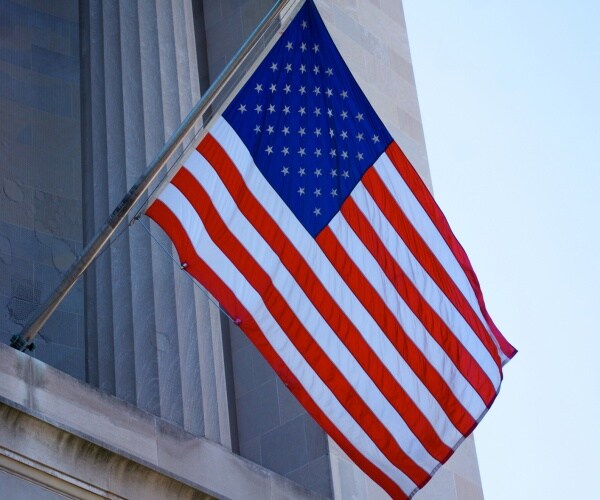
[0,344,324,500]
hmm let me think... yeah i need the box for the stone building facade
[0,0,484,498]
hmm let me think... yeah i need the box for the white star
[298,147,306,157]
[330,168,337,176]
[282,146,290,156]
[269,83,277,93]
[254,104,262,113]
[326,67,333,76]
[298,167,306,176]
[329,128,335,138]
[286,41,293,50]
[329,149,337,158]
[313,86,321,96]
[283,105,291,115]
[298,186,305,195]
[340,90,349,99]
[281,166,290,175]
[356,152,364,161]
[265,145,273,155]
[284,84,292,94]
[312,43,319,53]
[340,110,348,119]
[356,132,364,141]
[299,86,307,95]
[341,151,349,159]
[238,104,247,113]
[299,106,306,116]
[254,83,263,93]
[300,64,307,73]
[282,126,290,135]
[285,63,292,73]
[314,187,322,197]
[313,65,320,75]
[340,130,348,139]
[314,168,322,177]
[330,188,338,197]
[300,42,307,51]
[268,104,276,113]
[325,88,333,97]
[254,124,261,133]
[270,62,278,71]
[298,127,306,136]
[313,207,321,216]
[372,134,380,143]
[314,128,322,137]
[314,107,321,117]
[356,112,364,121]
[315,148,322,157]
[342,170,350,179]
[301,20,307,29]
[327,108,333,118]
[266,125,274,134]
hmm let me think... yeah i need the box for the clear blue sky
[402,1,600,498]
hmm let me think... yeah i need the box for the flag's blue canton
[223,1,392,237]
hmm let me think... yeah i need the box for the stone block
[39,309,80,348]
[455,474,484,500]
[0,177,34,229]
[414,467,456,500]
[3,1,71,36]
[230,321,251,352]
[235,378,280,442]
[232,344,254,396]
[31,45,79,83]
[205,11,245,77]
[0,66,73,117]
[260,415,308,476]
[303,413,328,461]
[442,435,483,487]
[286,454,332,499]
[239,435,262,464]
[240,0,272,34]
[34,343,84,381]
[33,190,81,241]
[276,377,304,424]
[252,345,276,385]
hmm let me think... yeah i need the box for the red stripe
[146,200,409,499]
[362,168,502,372]
[317,226,476,436]
[196,134,453,467]
[171,164,430,486]
[341,197,497,406]
[386,143,517,361]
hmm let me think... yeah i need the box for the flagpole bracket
[9,334,35,352]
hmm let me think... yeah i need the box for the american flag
[147,1,516,497]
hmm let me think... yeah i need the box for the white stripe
[182,148,441,472]
[374,154,499,346]
[328,210,488,419]
[157,183,417,496]
[350,182,502,390]
[211,118,466,443]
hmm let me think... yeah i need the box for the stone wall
[0,0,84,378]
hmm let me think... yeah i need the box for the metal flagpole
[10,0,298,352]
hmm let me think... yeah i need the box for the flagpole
[10,0,297,352]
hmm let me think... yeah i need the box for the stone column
[81,0,232,443]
